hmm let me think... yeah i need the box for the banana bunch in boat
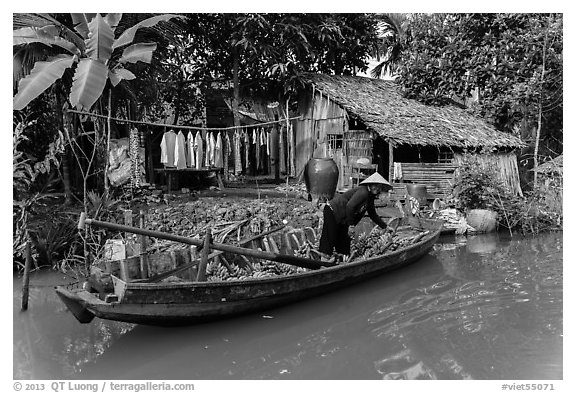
[350,228,430,261]
[293,240,322,259]
[205,258,300,282]
[351,230,395,260]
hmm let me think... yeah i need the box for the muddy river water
[12,231,562,380]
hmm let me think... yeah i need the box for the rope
[66,109,303,131]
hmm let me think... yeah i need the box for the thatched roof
[302,73,524,149]
[533,154,563,174]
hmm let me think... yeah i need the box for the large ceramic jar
[304,158,339,201]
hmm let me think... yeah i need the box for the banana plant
[13,13,185,111]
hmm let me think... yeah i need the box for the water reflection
[13,232,562,380]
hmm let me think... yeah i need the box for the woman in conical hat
[319,172,398,260]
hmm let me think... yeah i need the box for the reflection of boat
[56,217,442,327]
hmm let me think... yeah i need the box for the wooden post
[119,209,133,281]
[388,140,394,182]
[21,237,32,311]
[146,129,154,185]
[271,115,280,182]
[196,228,212,282]
[189,245,198,280]
[139,210,148,279]
[123,209,133,229]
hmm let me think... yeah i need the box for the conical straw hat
[359,172,392,191]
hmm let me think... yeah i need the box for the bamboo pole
[78,214,333,270]
[388,140,394,182]
[139,210,148,279]
[104,90,112,193]
[21,236,32,311]
[196,228,212,282]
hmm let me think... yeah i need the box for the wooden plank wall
[295,89,347,179]
[389,162,457,200]
[454,152,523,196]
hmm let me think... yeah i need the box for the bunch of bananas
[349,228,430,261]
[205,258,301,282]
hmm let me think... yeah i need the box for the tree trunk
[104,90,112,193]
[231,48,241,181]
[534,17,549,187]
[173,79,184,126]
[54,84,74,205]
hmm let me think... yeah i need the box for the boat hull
[56,218,442,326]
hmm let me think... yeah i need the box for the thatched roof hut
[295,73,525,196]
[301,73,524,149]
[533,154,563,175]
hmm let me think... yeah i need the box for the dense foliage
[451,156,561,234]
[395,13,562,158]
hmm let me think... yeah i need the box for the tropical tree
[370,13,411,79]
[13,13,184,111]
[393,13,562,188]
[13,13,185,193]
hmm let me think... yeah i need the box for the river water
[12,231,563,380]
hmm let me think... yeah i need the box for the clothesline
[66,109,302,131]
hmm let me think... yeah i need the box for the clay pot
[304,158,339,201]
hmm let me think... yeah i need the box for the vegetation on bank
[450,156,562,235]
[13,13,563,271]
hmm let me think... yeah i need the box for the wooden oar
[78,213,335,271]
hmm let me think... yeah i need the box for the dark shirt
[328,186,387,228]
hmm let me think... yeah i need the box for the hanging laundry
[214,132,223,168]
[194,130,203,169]
[234,131,242,174]
[267,128,273,175]
[174,131,187,170]
[244,130,250,173]
[255,128,261,171]
[204,132,211,167]
[129,127,141,189]
[259,128,267,172]
[209,132,217,166]
[160,129,177,167]
[186,131,195,168]
[225,131,232,172]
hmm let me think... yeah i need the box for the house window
[327,134,343,150]
[438,151,454,163]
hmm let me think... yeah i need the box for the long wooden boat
[56,217,442,326]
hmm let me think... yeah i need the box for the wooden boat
[56,216,443,326]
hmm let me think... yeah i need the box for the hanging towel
[209,132,217,166]
[244,130,250,172]
[234,131,242,174]
[214,132,223,168]
[194,131,203,169]
[225,132,232,171]
[204,132,211,167]
[393,162,403,181]
[174,131,187,170]
[160,130,177,167]
[186,131,195,168]
[255,128,261,170]
[129,127,141,189]
[260,128,267,171]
